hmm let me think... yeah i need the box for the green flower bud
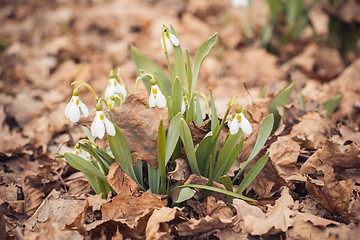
[73,88,79,96]
[235,105,241,113]
[109,71,115,79]
[150,78,157,86]
[96,102,103,111]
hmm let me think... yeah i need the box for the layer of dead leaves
[1,0,360,239]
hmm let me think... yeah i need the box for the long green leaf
[195,93,203,126]
[82,126,95,142]
[209,88,218,131]
[219,175,234,203]
[165,113,181,165]
[108,125,145,190]
[157,119,167,194]
[148,163,160,194]
[64,153,106,180]
[170,25,187,87]
[223,138,245,177]
[195,131,214,176]
[171,184,255,202]
[83,172,102,195]
[131,45,172,96]
[186,49,192,91]
[269,80,295,130]
[179,118,200,174]
[236,152,270,194]
[191,33,217,96]
[233,114,274,183]
[171,77,183,117]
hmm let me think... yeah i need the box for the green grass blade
[195,132,213,176]
[172,77,183,117]
[322,94,342,116]
[64,153,106,180]
[108,124,145,190]
[157,119,167,194]
[219,175,234,204]
[171,184,255,202]
[179,118,200,174]
[213,131,242,182]
[236,152,269,194]
[131,45,172,96]
[269,80,295,130]
[170,25,187,87]
[165,113,181,165]
[148,163,160,194]
[175,187,196,203]
[209,88,218,131]
[191,33,217,97]
[233,114,274,183]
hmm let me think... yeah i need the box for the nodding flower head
[228,106,252,135]
[91,103,116,139]
[149,78,167,108]
[181,94,188,114]
[65,88,89,123]
[105,71,127,100]
[161,25,179,53]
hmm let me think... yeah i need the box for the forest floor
[1,0,360,239]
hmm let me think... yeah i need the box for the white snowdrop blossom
[149,84,167,108]
[105,77,127,99]
[229,111,252,135]
[231,0,249,8]
[91,109,116,139]
[65,90,89,123]
[181,95,188,114]
[161,27,179,52]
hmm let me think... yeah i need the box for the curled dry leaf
[241,187,295,235]
[177,197,235,237]
[145,207,183,240]
[107,162,141,194]
[301,140,360,175]
[111,92,169,168]
[290,111,330,149]
[64,172,94,196]
[269,136,303,182]
[101,190,165,227]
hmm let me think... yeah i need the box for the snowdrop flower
[105,72,127,100]
[181,94,188,114]
[91,103,116,139]
[74,145,88,159]
[228,106,252,135]
[65,88,89,123]
[232,0,249,8]
[149,79,167,108]
[161,25,179,53]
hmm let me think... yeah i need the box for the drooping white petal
[103,117,116,136]
[149,85,166,108]
[149,93,156,108]
[116,84,127,98]
[68,101,81,123]
[239,113,252,134]
[155,90,167,108]
[91,111,105,139]
[229,117,240,135]
[169,33,179,46]
[181,101,186,114]
[160,36,173,52]
[65,98,72,118]
[232,0,249,7]
[79,100,89,118]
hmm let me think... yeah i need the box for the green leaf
[186,50,192,91]
[171,77,183,117]
[236,152,269,194]
[108,124,145,190]
[83,172,102,195]
[148,163,160,194]
[170,25,187,88]
[82,126,95,142]
[195,93,203,126]
[165,113,181,165]
[131,45,172,96]
[64,153,106,180]
[171,184,255,202]
[269,80,295,130]
[179,118,200,174]
[299,92,306,110]
[134,160,144,188]
[191,33,218,96]
[233,114,274,183]
[219,175,234,203]
[209,88,218,131]
[322,94,342,116]
[157,119,167,194]
[196,131,214,176]
[175,187,196,203]
[213,131,243,182]
[223,138,244,177]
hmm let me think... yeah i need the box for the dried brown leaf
[107,162,141,194]
[242,187,295,235]
[111,92,169,168]
[145,207,181,240]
